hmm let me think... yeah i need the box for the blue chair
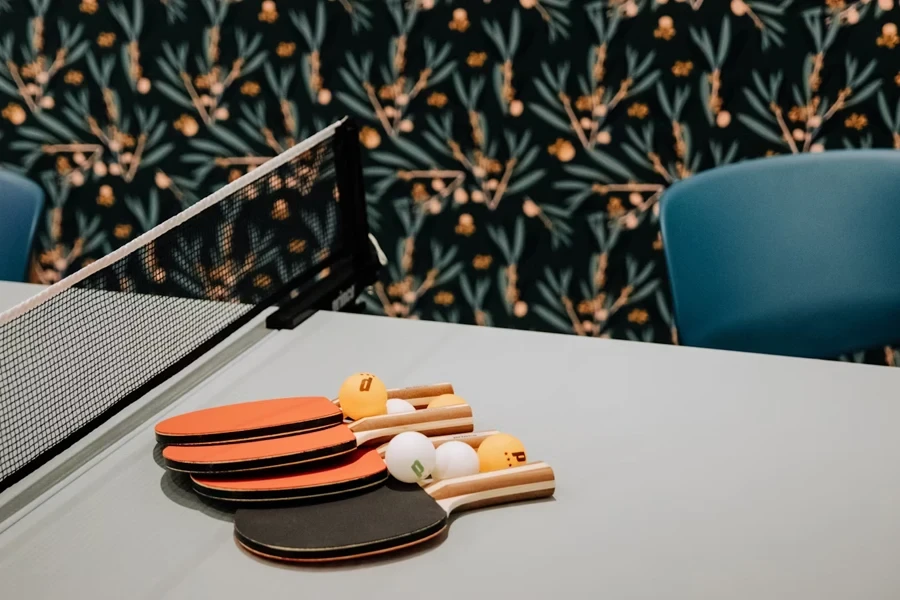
[0,170,44,282]
[659,149,900,359]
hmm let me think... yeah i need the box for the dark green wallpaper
[1,0,898,366]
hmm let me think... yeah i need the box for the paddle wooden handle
[333,383,454,409]
[426,462,555,502]
[375,429,500,457]
[351,405,474,446]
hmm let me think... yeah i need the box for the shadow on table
[153,443,235,523]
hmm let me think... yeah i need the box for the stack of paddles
[154,373,556,563]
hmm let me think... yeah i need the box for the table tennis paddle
[162,404,474,474]
[233,461,555,562]
[155,383,454,446]
[190,430,500,503]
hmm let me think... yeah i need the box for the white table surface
[0,280,44,312]
[1,282,900,599]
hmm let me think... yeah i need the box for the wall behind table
[0,0,898,366]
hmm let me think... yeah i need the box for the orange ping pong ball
[477,433,528,472]
[338,372,388,420]
[427,393,467,409]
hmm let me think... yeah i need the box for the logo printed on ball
[359,376,373,392]
[511,451,526,463]
[411,459,425,478]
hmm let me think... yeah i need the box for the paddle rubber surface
[191,449,388,501]
[155,397,343,445]
[234,479,447,561]
[162,425,357,473]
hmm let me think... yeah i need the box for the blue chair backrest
[0,170,44,282]
[659,149,900,359]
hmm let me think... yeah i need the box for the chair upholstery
[0,170,44,282]
[660,150,900,359]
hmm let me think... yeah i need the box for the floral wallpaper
[1,0,899,366]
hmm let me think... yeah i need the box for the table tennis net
[0,120,354,492]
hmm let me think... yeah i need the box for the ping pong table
[2,278,900,599]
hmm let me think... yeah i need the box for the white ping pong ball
[384,431,436,483]
[432,441,480,481]
[386,398,416,414]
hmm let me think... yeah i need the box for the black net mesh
[0,132,343,490]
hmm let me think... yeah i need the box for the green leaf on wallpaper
[529,103,571,133]
[16,126,53,142]
[518,146,539,172]
[742,88,774,123]
[8,140,38,152]
[506,169,545,197]
[513,217,525,259]
[562,188,593,212]
[242,52,268,78]
[487,225,512,261]
[691,27,716,68]
[629,70,660,97]
[210,124,255,155]
[563,164,610,183]
[509,10,522,55]
[767,19,787,39]
[483,21,506,58]
[823,14,840,50]
[188,138,230,155]
[475,279,490,305]
[155,81,193,110]
[393,135,436,167]
[845,80,881,108]
[699,74,713,125]
[421,132,452,158]
[656,82,673,119]
[631,260,656,288]
[621,143,650,171]
[0,77,17,97]
[553,180,588,192]
[533,304,572,333]
[851,58,877,89]
[497,269,510,313]
[430,62,457,87]
[655,290,672,326]
[717,17,731,65]
[632,48,656,79]
[315,1,326,46]
[877,92,895,130]
[587,149,636,181]
[336,91,374,120]
[434,263,463,287]
[532,78,560,110]
[369,150,414,169]
[240,120,268,147]
[431,41,452,69]
[541,203,570,218]
[536,280,561,310]
[737,114,785,146]
[337,69,366,99]
[580,278,593,302]
[140,143,174,169]
[459,274,476,307]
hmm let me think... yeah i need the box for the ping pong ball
[432,441,480,481]
[427,394,467,409]
[384,431,436,483]
[386,398,416,414]
[338,372,388,420]
[477,433,527,472]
